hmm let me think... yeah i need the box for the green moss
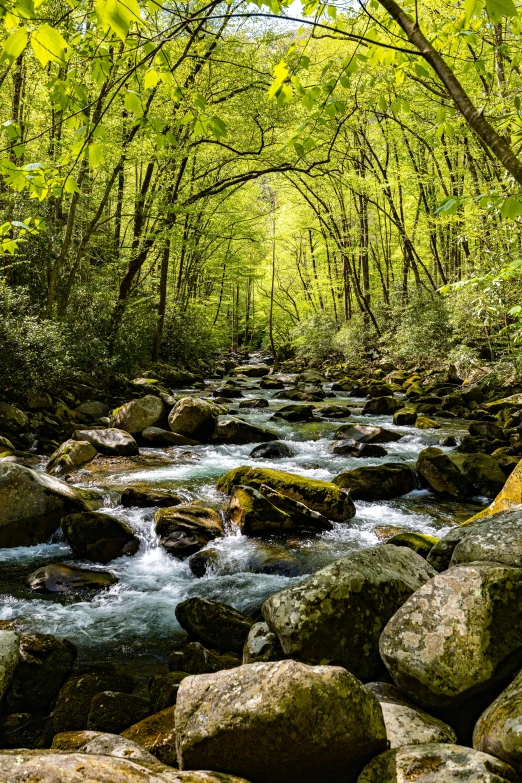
[387,532,439,559]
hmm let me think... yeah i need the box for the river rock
[49,664,135,736]
[465,459,522,524]
[61,512,140,563]
[0,463,89,547]
[87,691,150,734]
[0,631,19,702]
[387,531,439,559]
[141,427,200,447]
[4,633,76,712]
[334,423,402,444]
[262,545,435,680]
[473,667,522,772]
[154,504,223,558]
[175,659,386,783]
[52,730,105,749]
[416,447,473,498]
[213,416,278,444]
[249,441,296,459]
[216,466,355,522]
[25,563,117,593]
[232,363,270,377]
[366,682,457,748]
[46,439,98,477]
[393,408,418,425]
[72,428,139,456]
[329,439,387,457]
[122,706,178,766]
[469,419,506,441]
[258,484,333,530]
[213,386,243,399]
[316,403,351,417]
[238,398,269,409]
[449,508,522,568]
[110,396,165,434]
[74,400,111,418]
[332,463,415,500]
[356,743,519,782]
[169,642,229,675]
[461,452,506,498]
[121,486,183,508]
[168,398,219,441]
[363,396,402,415]
[380,562,522,709]
[242,622,284,664]
[416,416,441,429]
[0,402,28,432]
[426,518,488,571]
[149,672,189,713]
[272,404,314,422]
[78,733,159,764]
[227,484,331,535]
[175,597,253,654]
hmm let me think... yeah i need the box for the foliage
[290,314,340,364]
[379,295,454,365]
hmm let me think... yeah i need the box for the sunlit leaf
[0,28,28,65]
[31,24,68,67]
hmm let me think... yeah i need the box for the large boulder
[357,743,519,783]
[72,428,139,456]
[332,464,415,501]
[228,485,332,535]
[216,466,355,522]
[366,682,456,748]
[380,562,522,709]
[141,427,200,447]
[110,395,165,434]
[154,504,223,558]
[362,396,402,415]
[449,509,522,568]
[47,439,98,477]
[473,668,522,772]
[213,417,278,444]
[25,563,117,594]
[0,463,89,547]
[334,423,402,444]
[0,753,251,783]
[61,512,140,563]
[121,706,178,766]
[262,545,435,681]
[464,459,522,524]
[168,398,219,441]
[5,632,76,713]
[250,441,296,459]
[175,597,253,654]
[416,447,473,498]
[175,659,387,783]
[87,691,150,733]
[272,404,314,422]
[461,453,507,498]
[0,401,28,432]
[0,631,19,702]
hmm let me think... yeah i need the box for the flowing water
[0,377,487,666]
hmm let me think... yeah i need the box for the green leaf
[485,0,516,24]
[464,0,477,26]
[500,195,522,219]
[210,115,227,139]
[31,24,68,66]
[64,175,80,193]
[96,0,142,41]
[0,28,28,65]
[124,90,143,116]
[88,143,104,168]
[143,68,159,89]
[434,196,460,215]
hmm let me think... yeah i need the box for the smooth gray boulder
[356,743,519,782]
[366,682,456,749]
[72,428,139,456]
[380,562,522,709]
[110,395,165,434]
[449,509,522,568]
[175,659,387,783]
[262,545,435,680]
[0,463,89,547]
[168,397,219,441]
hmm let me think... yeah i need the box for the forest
[3,0,522,781]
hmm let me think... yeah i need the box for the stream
[0,373,488,668]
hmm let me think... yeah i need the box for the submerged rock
[0,463,89,548]
[380,562,522,709]
[216,466,355,522]
[262,545,435,680]
[357,743,518,782]
[175,659,387,783]
[72,428,139,456]
[473,668,522,772]
[46,439,97,477]
[249,441,296,459]
[175,597,253,654]
[366,682,457,748]
[110,395,165,434]
[168,397,219,441]
[121,486,183,508]
[25,563,117,594]
[154,504,223,558]
[61,512,140,563]
[332,463,415,500]
[213,416,278,444]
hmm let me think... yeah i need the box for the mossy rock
[393,408,418,426]
[86,691,150,734]
[46,439,97,478]
[332,463,415,501]
[415,416,441,430]
[461,453,506,498]
[216,466,355,522]
[464,458,522,524]
[121,706,177,767]
[61,512,140,564]
[416,447,473,498]
[387,531,439,560]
